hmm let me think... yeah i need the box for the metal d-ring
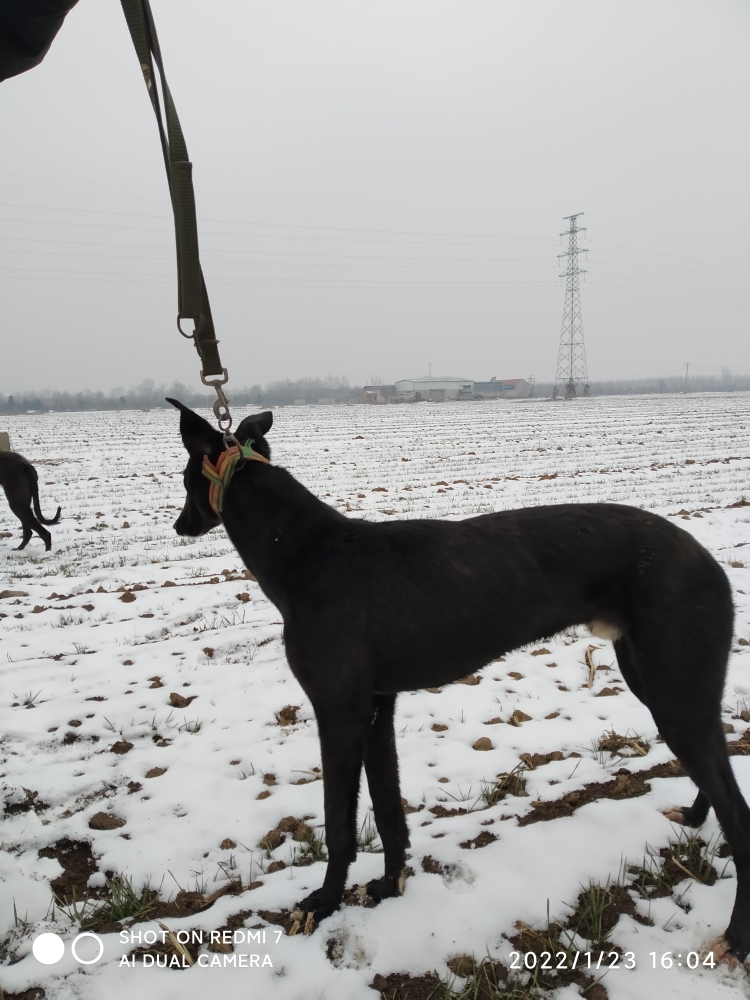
[177,314,205,340]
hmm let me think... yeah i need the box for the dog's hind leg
[656,708,750,958]
[16,525,33,550]
[8,498,51,551]
[363,693,410,902]
[636,630,750,959]
[21,515,51,550]
[296,695,371,922]
[613,636,648,706]
[614,636,712,828]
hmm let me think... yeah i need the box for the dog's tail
[32,477,61,525]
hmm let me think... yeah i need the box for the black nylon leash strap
[119,0,225,383]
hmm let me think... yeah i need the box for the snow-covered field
[2,392,750,1000]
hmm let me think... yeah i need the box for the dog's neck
[202,444,270,517]
[220,463,345,613]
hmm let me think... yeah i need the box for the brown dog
[0,452,61,550]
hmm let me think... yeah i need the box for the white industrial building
[394,377,474,401]
[473,378,532,399]
[359,376,532,403]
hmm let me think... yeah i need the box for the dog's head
[167,398,273,536]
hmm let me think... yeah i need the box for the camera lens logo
[32,932,104,966]
[32,934,65,966]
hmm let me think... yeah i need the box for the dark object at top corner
[0,0,80,82]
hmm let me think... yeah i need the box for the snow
[1,392,750,999]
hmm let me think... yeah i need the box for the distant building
[394,377,474,402]
[360,376,531,403]
[360,385,396,404]
[474,378,531,400]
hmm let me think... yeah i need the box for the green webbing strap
[119,0,225,384]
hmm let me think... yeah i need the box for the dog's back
[281,502,730,691]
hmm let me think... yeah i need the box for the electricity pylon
[554,213,589,399]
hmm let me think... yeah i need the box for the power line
[587,238,749,272]
[0,202,558,241]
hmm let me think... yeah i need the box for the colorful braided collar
[202,441,269,517]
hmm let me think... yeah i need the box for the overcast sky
[1,0,749,394]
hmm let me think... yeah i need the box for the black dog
[0,451,61,551]
[169,399,750,962]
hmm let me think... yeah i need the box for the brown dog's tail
[32,478,61,525]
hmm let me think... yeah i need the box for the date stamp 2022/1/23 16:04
[508,950,718,973]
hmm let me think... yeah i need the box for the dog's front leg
[296,702,369,923]
[363,693,410,901]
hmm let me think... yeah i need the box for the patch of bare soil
[146,884,241,922]
[3,989,46,1000]
[518,759,689,827]
[370,971,447,999]
[450,959,517,998]
[638,759,686,778]
[257,814,320,866]
[256,908,298,935]
[597,731,650,757]
[276,705,300,726]
[430,804,468,818]
[565,884,652,942]
[38,839,100,902]
[87,884,242,935]
[519,751,564,769]
[459,830,498,850]
[658,838,718,888]
[506,923,608,1000]
[4,788,49,816]
[519,770,650,826]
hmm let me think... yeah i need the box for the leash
[119,0,234,433]
[202,442,270,517]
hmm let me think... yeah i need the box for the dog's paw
[663,804,706,827]
[367,875,401,903]
[295,887,340,924]
[662,806,688,824]
[703,935,745,970]
[366,870,406,902]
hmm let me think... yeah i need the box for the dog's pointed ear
[236,410,272,437]
[256,410,273,436]
[235,411,273,458]
[167,398,222,456]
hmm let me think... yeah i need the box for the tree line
[2,372,749,413]
[0,376,359,413]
